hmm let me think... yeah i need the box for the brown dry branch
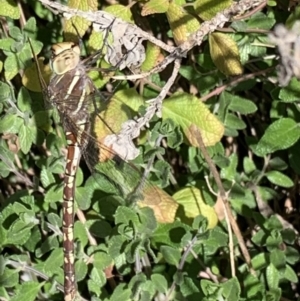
[192,125,256,276]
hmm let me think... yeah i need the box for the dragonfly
[34,41,153,301]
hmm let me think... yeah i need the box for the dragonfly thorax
[50,42,81,75]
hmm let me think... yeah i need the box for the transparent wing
[57,89,153,202]
[56,86,178,223]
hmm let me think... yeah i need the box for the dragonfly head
[50,42,81,75]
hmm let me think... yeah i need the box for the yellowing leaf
[141,42,162,72]
[64,0,98,39]
[162,92,224,147]
[174,0,186,6]
[166,3,200,44]
[186,14,201,34]
[209,33,243,76]
[139,187,178,223]
[173,187,218,229]
[105,4,133,23]
[166,3,189,45]
[88,30,105,53]
[141,0,169,16]
[93,88,144,158]
[194,0,232,20]
[0,0,20,19]
[22,58,51,92]
[88,69,110,90]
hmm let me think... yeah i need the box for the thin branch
[201,67,275,102]
[192,125,255,276]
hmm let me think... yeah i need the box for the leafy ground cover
[0,0,300,301]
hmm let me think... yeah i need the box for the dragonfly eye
[50,42,81,75]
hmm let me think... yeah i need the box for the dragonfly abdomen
[62,131,82,301]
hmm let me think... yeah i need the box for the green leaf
[93,251,113,271]
[266,263,280,289]
[75,259,88,282]
[243,274,264,298]
[279,78,300,102]
[63,0,97,39]
[281,229,295,245]
[115,206,139,227]
[243,157,256,174]
[10,281,42,301]
[74,221,88,247]
[228,95,257,115]
[194,0,232,20]
[0,268,19,287]
[44,185,63,204]
[251,253,268,270]
[265,171,293,188]
[0,38,14,52]
[0,82,11,101]
[40,167,55,187]
[35,235,59,258]
[162,92,224,147]
[152,221,188,248]
[205,229,228,252]
[173,187,218,229]
[76,186,92,210]
[141,0,169,16]
[88,278,101,297]
[200,279,220,297]
[160,246,181,266]
[283,264,298,283]
[8,26,22,41]
[141,42,162,72]
[270,249,286,274]
[128,274,147,295]
[88,219,112,238]
[105,4,133,23]
[151,274,168,293]
[89,267,106,287]
[44,249,63,273]
[23,17,38,37]
[0,114,22,134]
[47,213,61,228]
[24,226,41,252]
[220,153,238,181]
[255,118,300,156]
[247,12,275,30]
[108,235,127,259]
[266,230,282,251]
[4,54,20,80]
[285,246,299,265]
[75,166,84,187]
[181,277,200,297]
[137,207,157,233]
[0,0,20,19]
[222,277,240,300]
[7,220,32,245]
[110,283,131,301]
[225,113,246,130]
[19,123,35,154]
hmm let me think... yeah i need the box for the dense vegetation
[0,0,299,301]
